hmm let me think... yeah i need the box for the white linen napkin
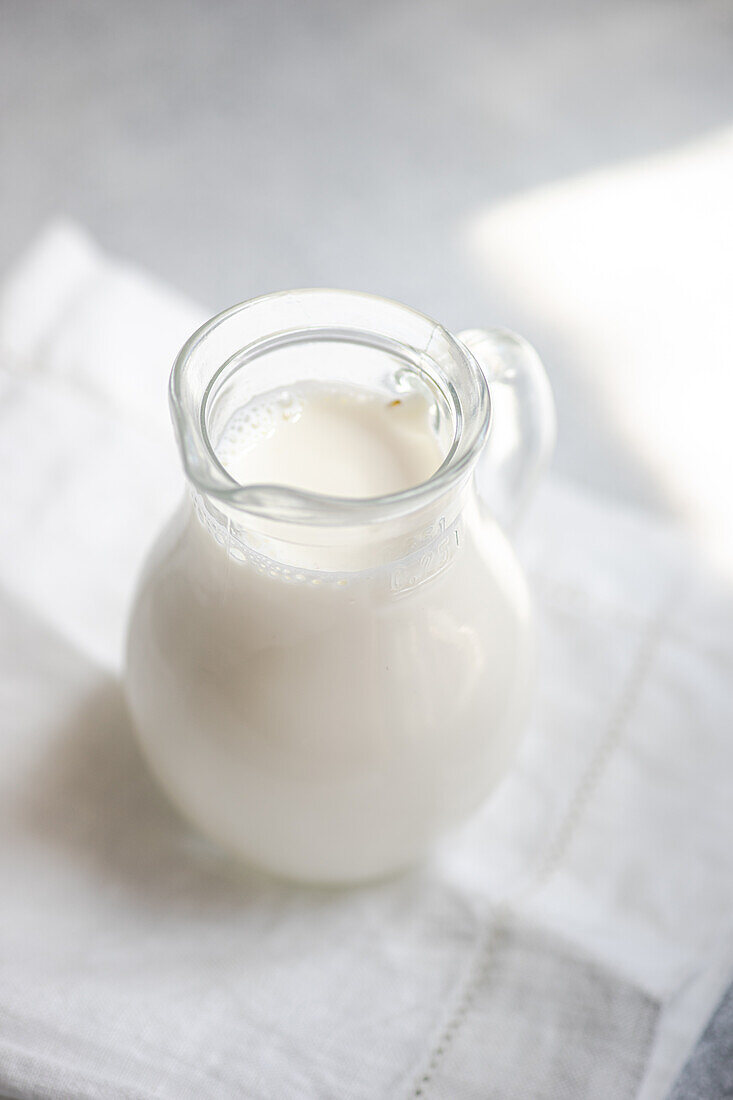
[1,224,732,1100]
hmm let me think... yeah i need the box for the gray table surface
[2,0,732,518]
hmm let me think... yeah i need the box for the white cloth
[1,224,732,1099]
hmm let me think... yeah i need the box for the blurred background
[2,0,732,548]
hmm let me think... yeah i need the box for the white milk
[126,382,533,883]
[216,382,444,498]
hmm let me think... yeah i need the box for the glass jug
[125,290,555,883]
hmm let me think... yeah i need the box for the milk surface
[216,382,444,497]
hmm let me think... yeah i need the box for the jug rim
[169,288,491,526]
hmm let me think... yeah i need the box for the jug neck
[169,289,491,530]
[189,473,476,583]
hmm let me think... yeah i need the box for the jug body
[127,486,532,882]
[125,290,554,883]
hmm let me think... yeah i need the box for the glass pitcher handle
[458,328,556,530]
